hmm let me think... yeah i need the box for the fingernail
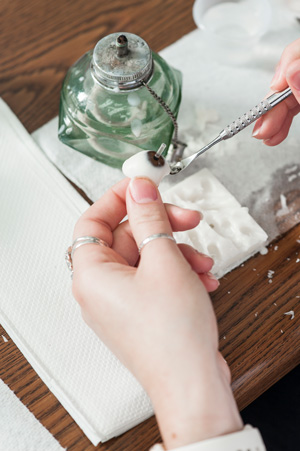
[207,272,219,284]
[252,122,261,138]
[199,252,214,263]
[263,139,271,145]
[252,116,264,138]
[270,64,282,88]
[289,71,300,91]
[129,178,158,203]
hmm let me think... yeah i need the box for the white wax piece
[131,119,142,137]
[162,168,268,279]
[128,92,141,106]
[122,151,170,186]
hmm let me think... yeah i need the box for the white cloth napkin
[33,3,300,242]
[0,378,64,451]
[0,99,152,445]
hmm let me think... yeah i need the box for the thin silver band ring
[65,236,110,276]
[138,233,176,254]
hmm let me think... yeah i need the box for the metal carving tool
[169,87,293,175]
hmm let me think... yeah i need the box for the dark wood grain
[0,1,299,450]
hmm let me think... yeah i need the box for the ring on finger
[138,233,176,254]
[65,236,110,276]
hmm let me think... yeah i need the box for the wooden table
[1,1,299,449]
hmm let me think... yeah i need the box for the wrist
[147,355,243,450]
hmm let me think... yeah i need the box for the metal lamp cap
[91,32,153,90]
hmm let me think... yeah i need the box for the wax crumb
[276,194,289,217]
[269,279,273,283]
[288,174,297,182]
[274,246,278,251]
[287,258,291,261]
[274,302,277,306]
[253,268,256,271]
[131,119,142,137]
[255,312,258,317]
[296,240,300,244]
[281,329,284,334]
[228,291,231,294]
[223,336,226,340]
[284,310,295,320]
[296,258,300,263]
[260,247,268,255]
[285,165,298,174]
[2,335,8,342]
[267,270,275,278]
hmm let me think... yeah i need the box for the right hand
[252,38,300,145]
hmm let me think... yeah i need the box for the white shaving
[288,174,297,182]
[2,335,8,342]
[276,194,289,217]
[128,92,141,107]
[260,247,268,255]
[284,310,295,320]
[285,165,298,174]
[131,119,142,137]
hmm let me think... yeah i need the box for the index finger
[73,177,129,244]
[72,177,130,273]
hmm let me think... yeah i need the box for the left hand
[70,177,242,449]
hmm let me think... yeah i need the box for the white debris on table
[276,193,290,217]
[284,310,295,320]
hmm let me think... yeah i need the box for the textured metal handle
[221,99,272,140]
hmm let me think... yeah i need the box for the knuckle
[133,207,168,230]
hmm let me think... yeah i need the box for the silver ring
[65,236,109,275]
[138,233,176,254]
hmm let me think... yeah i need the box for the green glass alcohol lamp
[58,32,182,168]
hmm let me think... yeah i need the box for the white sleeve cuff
[150,425,266,451]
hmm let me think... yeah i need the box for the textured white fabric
[150,425,266,451]
[0,99,152,445]
[0,379,64,451]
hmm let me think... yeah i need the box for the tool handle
[221,87,292,140]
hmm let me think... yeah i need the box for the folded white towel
[0,99,152,445]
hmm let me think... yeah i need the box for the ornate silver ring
[65,236,110,276]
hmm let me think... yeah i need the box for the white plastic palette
[162,168,268,278]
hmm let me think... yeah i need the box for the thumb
[126,177,177,258]
[286,58,300,105]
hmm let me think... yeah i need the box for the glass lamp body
[58,33,182,168]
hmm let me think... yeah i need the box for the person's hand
[253,38,300,145]
[72,177,242,449]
